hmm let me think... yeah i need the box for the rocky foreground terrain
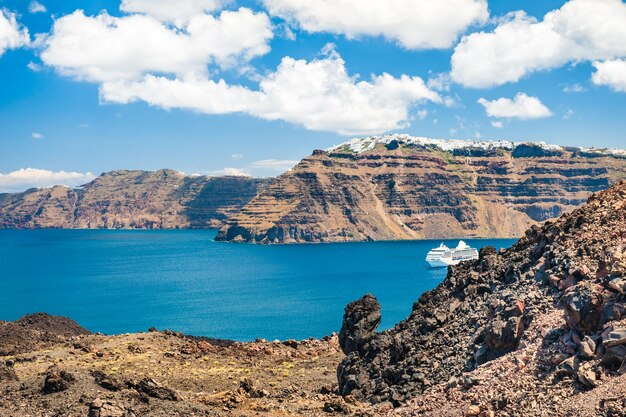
[337,180,626,416]
[0,314,375,417]
[217,135,626,243]
[4,181,626,416]
[0,170,271,229]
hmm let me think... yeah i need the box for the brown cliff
[216,136,626,243]
[0,170,271,229]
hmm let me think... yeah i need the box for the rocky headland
[337,179,626,416]
[216,135,626,244]
[0,170,271,229]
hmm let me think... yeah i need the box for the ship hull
[427,258,459,268]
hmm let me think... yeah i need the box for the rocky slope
[337,180,626,416]
[0,170,271,229]
[216,135,626,243]
[0,314,374,417]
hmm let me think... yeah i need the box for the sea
[0,230,516,341]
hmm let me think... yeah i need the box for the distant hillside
[0,170,271,229]
[216,135,626,243]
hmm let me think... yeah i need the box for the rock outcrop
[0,313,91,356]
[336,180,626,414]
[0,170,271,229]
[216,135,626,243]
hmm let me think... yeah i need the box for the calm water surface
[0,230,515,341]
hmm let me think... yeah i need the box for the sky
[1,0,626,192]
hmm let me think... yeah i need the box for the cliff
[216,135,626,243]
[0,170,271,229]
[337,180,626,416]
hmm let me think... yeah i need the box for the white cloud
[99,47,441,135]
[563,108,575,120]
[27,61,42,72]
[0,168,96,193]
[427,73,452,92]
[451,0,626,88]
[209,167,251,177]
[32,132,44,139]
[491,120,503,128]
[120,0,228,25]
[592,59,626,92]
[40,8,273,81]
[562,83,585,93]
[0,10,30,56]
[29,1,47,14]
[478,93,552,120]
[263,0,488,49]
[250,159,299,171]
[231,153,244,159]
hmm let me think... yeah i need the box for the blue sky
[1,0,626,191]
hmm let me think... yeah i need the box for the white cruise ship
[425,241,479,268]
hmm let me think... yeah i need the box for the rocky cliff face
[216,135,626,243]
[0,170,271,229]
[337,180,626,416]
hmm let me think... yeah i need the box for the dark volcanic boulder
[41,368,75,394]
[563,282,604,333]
[133,377,181,401]
[339,294,381,355]
[92,370,123,391]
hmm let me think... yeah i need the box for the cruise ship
[425,241,479,268]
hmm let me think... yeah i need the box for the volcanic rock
[337,180,626,406]
[92,370,123,391]
[132,377,181,401]
[338,294,381,356]
[41,368,75,394]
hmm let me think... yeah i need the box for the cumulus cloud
[562,83,585,93]
[208,167,251,177]
[120,0,228,24]
[100,47,441,135]
[478,93,552,120]
[451,0,626,88]
[250,159,299,171]
[0,168,96,193]
[31,132,44,139]
[29,1,47,14]
[491,121,503,128]
[592,59,626,92]
[39,4,442,135]
[263,0,488,49]
[27,61,42,72]
[40,8,273,81]
[0,10,30,56]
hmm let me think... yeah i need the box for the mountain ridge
[216,135,626,244]
[0,169,272,229]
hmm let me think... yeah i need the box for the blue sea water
[0,230,515,341]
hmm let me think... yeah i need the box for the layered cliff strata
[0,170,271,229]
[336,180,626,415]
[216,135,626,243]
